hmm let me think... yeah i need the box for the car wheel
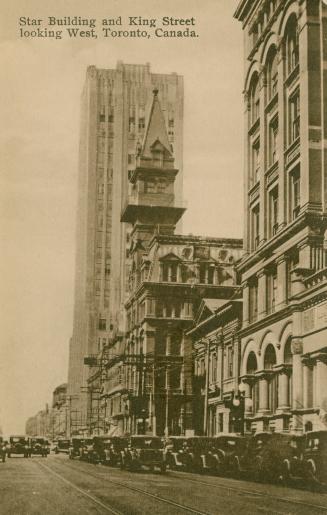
[160,463,166,473]
[307,460,318,483]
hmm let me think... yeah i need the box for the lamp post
[231,386,246,435]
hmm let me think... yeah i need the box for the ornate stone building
[93,90,243,437]
[234,0,327,433]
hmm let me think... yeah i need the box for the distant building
[67,62,184,426]
[234,0,327,433]
[85,90,243,436]
[26,384,68,439]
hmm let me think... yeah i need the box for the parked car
[79,438,96,462]
[164,436,191,470]
[213,434,248,476]
[8,436,30,458]
[232,432,304,482]
[29,437,48,457]
[183,437,219,473]
[301,430,327,487]
[121,436,166,472]
[69,437,85,459]
[232,432,274,479]
[54,439,71,454]
[92,436,126,466]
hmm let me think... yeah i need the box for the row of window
[248,249,298,323]
[250,87,299,188]
[249,14,299,127]
[250,165,300,251]
[195,344,235,383]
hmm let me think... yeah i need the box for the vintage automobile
[183,437,220,473]
[29,437,48,457]
[164,436,191,470]
[213,434,248,476]
[232,432,276,480]
[8,436,30,458]
[79,438,96,462]
[92,436,126,466]
[301,430,327,487]
[232,432,305,482]
[69,437,85,460]
[121,436,166,472]
[54,438,71,454]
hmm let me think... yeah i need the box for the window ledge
[248,117,260,136]
[265,93,278,114]
[284,65,299,88]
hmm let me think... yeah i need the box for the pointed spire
[141,89,172,158]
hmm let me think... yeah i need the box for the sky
[0,0,243,434]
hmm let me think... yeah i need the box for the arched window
[266,46,278,100]
[285,16,299,76]
[249,74,260,125]
[284,337,292,364]
[264,344,278,412]
[247,351,258,373]
[264,343,277,369]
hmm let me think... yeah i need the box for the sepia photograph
[1,0,327,513]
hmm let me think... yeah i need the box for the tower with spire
[121,88,186,245]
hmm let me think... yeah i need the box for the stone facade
[188,298,243,436]
[235,0,327,433]
[85,90,243,436]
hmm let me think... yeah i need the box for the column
[315,357,327,411]
[298,3,323,212]
[204,265,209,284]
[168,264,172,282]
[276,256,288,309]
[302,361,313,410]
[242,281,249,327]
[213,267,219,285]
[277,370,290,410]
[242,379,253,417]
[276,36,286,228]
[195,264,201,283]
[166,334,172,356]
[177,264,182,283]
[258,375,269,413]
[159,262,163,281]
[243,91,250,253]
[258,65,267,244]
[291,338,303,431]
[257,271,266,320]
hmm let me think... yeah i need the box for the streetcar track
[50,458,211,515]
[168,470,327,512]
[35,459,123,515]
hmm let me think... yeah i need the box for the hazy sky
[0,0,243,434]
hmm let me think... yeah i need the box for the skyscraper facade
[67,62,184,428]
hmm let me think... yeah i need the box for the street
[0,454,327,515]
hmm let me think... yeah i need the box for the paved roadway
[1,454,327,515]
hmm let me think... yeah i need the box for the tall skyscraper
[67,62,184,427]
